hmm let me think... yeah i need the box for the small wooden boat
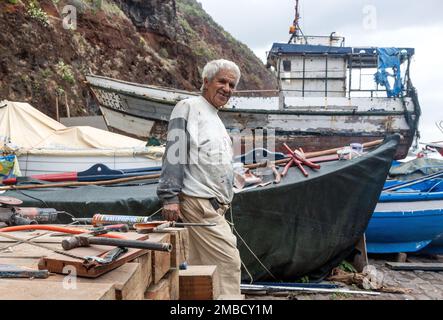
[3,136,399,281]
[0,100,164,175]
[1,163,162,185]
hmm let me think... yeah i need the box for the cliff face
[0,0,277,118]
[115,0,178,39]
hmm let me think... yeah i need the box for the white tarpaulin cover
[0,100,164,159]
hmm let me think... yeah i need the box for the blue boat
[366,171,443,254]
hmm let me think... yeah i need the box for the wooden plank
[179,265,220,300]
[0,228,92,244]
[130,251,152,291]
[217,295,245,300]
[164,227,189,268]
[0,242,59,262]
[145,277,170,300]
[38,233,151,278]
[168,268,180,300]
[0,279,116,300]
[40,262,145,300]
[352,234,368,273]
[0,245,148,300]
[149,233,171,284]
[386,262,443,271]
[395,253,408,263]
[81,262,145,300]
[38,248,149,278]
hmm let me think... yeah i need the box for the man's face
[202,69,237,109]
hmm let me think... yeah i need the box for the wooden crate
[179,265,220,300]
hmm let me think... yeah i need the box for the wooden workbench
[0,225,188,300]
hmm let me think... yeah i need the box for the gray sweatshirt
[157,96,234,205]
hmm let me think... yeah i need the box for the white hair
[200,59,241,92]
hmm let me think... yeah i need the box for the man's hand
[162,203,181,221]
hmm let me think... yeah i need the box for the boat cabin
[266,35,416,109]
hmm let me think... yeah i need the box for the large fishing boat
[86,1,421,160]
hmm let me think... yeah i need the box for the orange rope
[0,225,125,239]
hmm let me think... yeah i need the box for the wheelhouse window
[283,60,291,72]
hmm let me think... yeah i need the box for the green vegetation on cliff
[0,0,276,119]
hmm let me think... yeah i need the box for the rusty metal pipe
[62,236,172,252]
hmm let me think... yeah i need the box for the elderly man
[157,59,242,295]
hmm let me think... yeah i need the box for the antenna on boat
[288,0,307,44]
[436,121,443,138]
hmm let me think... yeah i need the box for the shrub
[27,1,49,26]
[55,61,75,84]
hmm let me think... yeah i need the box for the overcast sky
[198,0,443,144]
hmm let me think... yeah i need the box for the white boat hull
[17,154,162,176]
[87,74,420,159]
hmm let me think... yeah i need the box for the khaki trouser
[179,194,241,295]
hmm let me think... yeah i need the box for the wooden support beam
[164,227,189,268]
[149,233,171,284]
[386,262,443,271]
[130,251,152,291]
[168,269,180,300]
[145,277,170,300]
[352,234,368,273]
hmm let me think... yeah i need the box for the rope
[147,207,162,219]
[228,206,278,282]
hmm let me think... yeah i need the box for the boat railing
[232,89,279,97]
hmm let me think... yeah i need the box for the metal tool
[240,284,380,296]
[0,231,91,263]
[0,224,130,269]
[134,221,217,234]
[0,196,37,226]
[60,224,130,250]
[0,264,49,279]
[0,229,134,269]
[13,207,64,224]
[0,196,68,225]
[84,247,128,265]
[0,196,23,206]
[62,235,172,252]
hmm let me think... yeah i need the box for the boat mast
[288,0,306,44]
